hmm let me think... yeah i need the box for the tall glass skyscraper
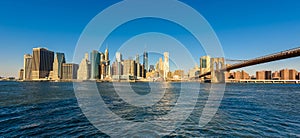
[52,52,66,80]
[90,50,100,79]
[143,51,148,72]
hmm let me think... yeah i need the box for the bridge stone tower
[210,57,225,83]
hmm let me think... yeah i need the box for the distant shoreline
[0,79,299,84]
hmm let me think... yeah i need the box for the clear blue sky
[1,0,300,77]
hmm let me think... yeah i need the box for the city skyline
[1,0,300,77]
[14,47,300,82]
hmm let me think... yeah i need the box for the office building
[149,65,155,72]
[123,59,136,76]
[173,70,184,79]
[23,54,32,80]
[31,48,54,80]
[62,63,79,80]
[163,52,170,80]
[272,71,280,80]
[280,69,289,80]
[90,50,100,79]
[116,52,122,62]
[19,69,24,80]
[143,51,148,72]
[77,53,91,80]
[100,48,111,79]
[200,56,211,75]
[256,70,271,80]
[289,69,297,80]
[51,53,66,80]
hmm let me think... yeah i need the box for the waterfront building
[298,72,300,80]
[272,71,280,80]
[90,50,100,79]
[234,71,242,80]
[62,63,79,80]
[77,53,91,80]
[256,70,271,80]
[163,52,170,80]
[19,69,24,80]
[51,53,66,80]
[289,69,297,80]
[280,69,289,80]
[31,48,54,80]
[23,54,32,80]
[173,70,184,79]
[188,65,200,78]
[200,56,211,79]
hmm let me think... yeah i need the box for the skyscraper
[200,56,211,80]
[51,53,66,80]
[136,54,141,77]
[90,50,100,79]
[143,51,148,72]
[23,54,32,80]
[62,63,79,80]
[163,52,170,80]
[77,53,91,80]
[123,59,136,76]
[31,48,54,80]
[104,48,110,78]
[116,52,122,62]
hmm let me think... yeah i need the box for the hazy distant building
[149,65,155,72]
[19,69,24,80]
[31,48,54,80]
[163,52,170,80]
[62,63,79,80]
[90,50,100,79]
[189,65,200,78]
[51,53,66,80]
[23,54,32,80]
[173,70,184,79]
[116,52,122,62]
[77,53,91,80]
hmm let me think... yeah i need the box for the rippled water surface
[0,82,299,137]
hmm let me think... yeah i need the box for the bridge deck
[198,47,300,78]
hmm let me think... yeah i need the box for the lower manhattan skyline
[1,0,300,77]
[1,1,300,137]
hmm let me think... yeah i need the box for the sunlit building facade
[23,54,32,80]
[31,48,54,80]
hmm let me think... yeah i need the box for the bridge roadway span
[199,47,300,78]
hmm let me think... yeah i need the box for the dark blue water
[0,82,299,137]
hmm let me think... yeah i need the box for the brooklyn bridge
[197,47,300,83]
